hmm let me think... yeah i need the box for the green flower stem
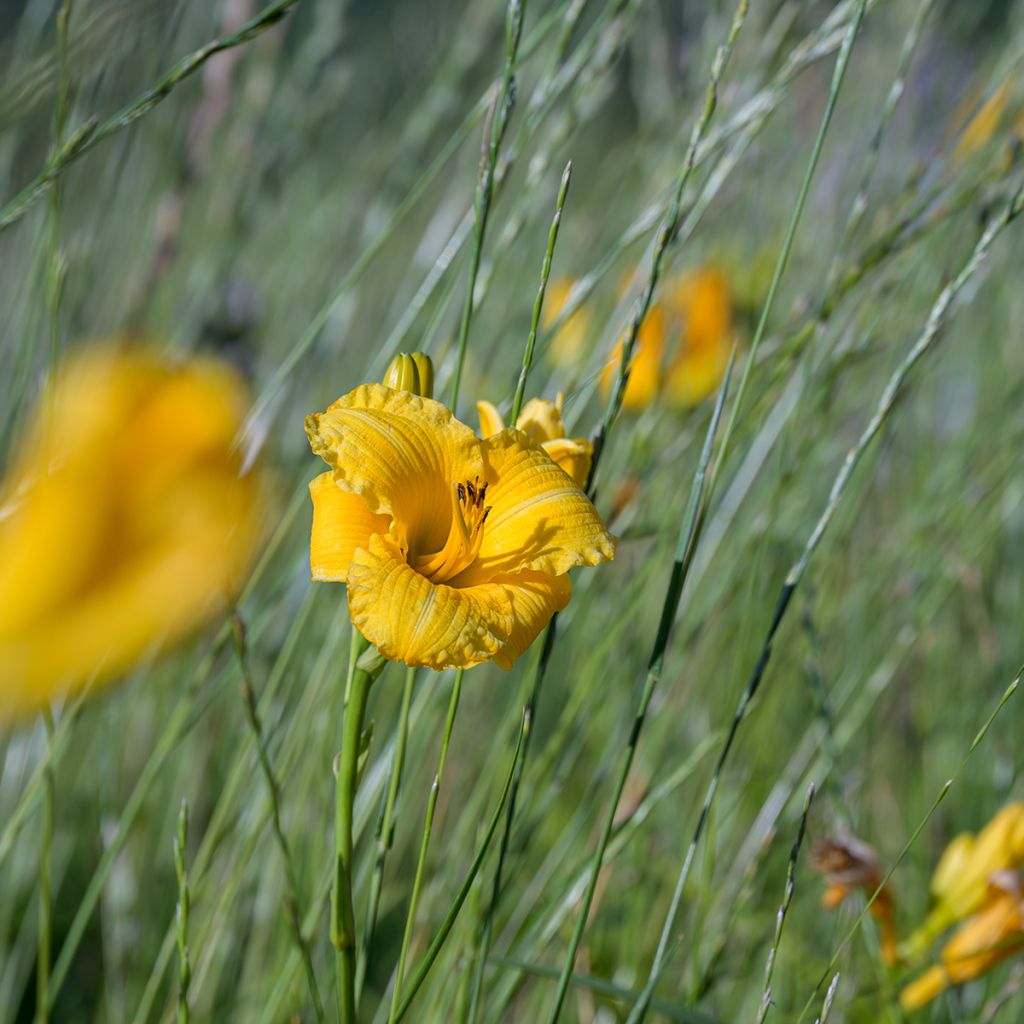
[36,706,55,1024]
[388,667,464,1022]
[332,630,374,1024]
[356,665,416,1004]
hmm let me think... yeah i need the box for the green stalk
[388,668,464,1022]
[332,631,374,1024]
[356,666,416,1004]
[173,800,191,1024]
[35,707,55,1024]
[448,0,526,409]
[544,353,735,1022]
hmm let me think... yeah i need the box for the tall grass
[3,1,1024,1022]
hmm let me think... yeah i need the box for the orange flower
[901,872,1024,1011]
[812,833,899,966]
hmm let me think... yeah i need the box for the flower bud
[383,352,434,399]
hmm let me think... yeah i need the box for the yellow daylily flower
[812,832,899,966]
[0,344,262,724]
[476,394,592,488]
[544,278,594,368]
[600,267,733,412]
[904,802,1024,957]
[664,268,734,408]
[952,78,1014,161]
[598,303,666,412]
[901,871,1024,1011]
[305,384,615,671]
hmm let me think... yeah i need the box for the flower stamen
[412,478,490,583]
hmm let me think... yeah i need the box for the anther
[458,483,466,503]
[467,481,477,504]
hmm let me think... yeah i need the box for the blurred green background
[3,0,1024,1021]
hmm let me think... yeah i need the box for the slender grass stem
[795,673,1021,1022]
[632,183,1024,1024]
[545,353,735,1022]
[231,614,325,1023]
[356,666,416,1004]
[390,712,528,1024]
[332,631,374,1024]
[0,0,299,233]
[388,668,464,1022]
[586,0,748,488]
[448,0,526,409]
[707,0,868,503]
[35,707,55,1024]
[173,800,191,1024]
[509,160,572,422]
[754,784,814,1024]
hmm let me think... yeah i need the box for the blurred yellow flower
[544,278,594,368]
[901,871,1024,1011]
[306,384,615,671]
[599,267,734,412]
[476,394,592,488]
[812,832,899,966]
[0,345,261,723]
[904,802,1024,957]
[664,267,734,408]
[953,78,1013,161]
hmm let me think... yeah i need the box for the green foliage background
[2,0,1024,1021]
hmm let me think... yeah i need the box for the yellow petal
[346,532,514,670]
[491,571,572,670]
[900,967,948,1012]
[599,306,665,412]
[309,472,389,582]
[461,429,615,580]
[476,400,505,439]
[0,344,262,724]
[515,397,566,445]
[665,343,730,408]
[932,832,978,902]
[306,383,484,558]
[542,437,592,489]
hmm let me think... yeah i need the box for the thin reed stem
[388,668,464,1022]
[754,784,815,1024]
[587,0,749,488]
[173,800,191,1024]
[332,631,374,1024]
[509,160,572,421]
[0,0,299,233]
[390,712,528,1024]
[35,707,55,1024]
[356,665,416,1004]
[449,0,526,409]
[545,353,735,1022]
[230,614,325,1024]
[636,183,1024,1024]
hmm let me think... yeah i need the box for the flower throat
[412,478,491,583]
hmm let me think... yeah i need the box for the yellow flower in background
[901,872,1024,1011]
[476,394,592,488]
[904,802,1024,957]
[0,344,261,724]
[812,832,900,966]
[664,267,734,409]
[306,384,615,671]
[544,278,594,368]
[952,78,1013,161]
[600,268,733,412]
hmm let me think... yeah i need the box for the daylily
[305,384,615,670]
[476,394,592,488]
[812,832,899,966]
[901,871,1024,1011]
[601,267,733,412]
[904,802,1024,957]
[0,343,261,723]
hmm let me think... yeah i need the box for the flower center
[411,478,490,584]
